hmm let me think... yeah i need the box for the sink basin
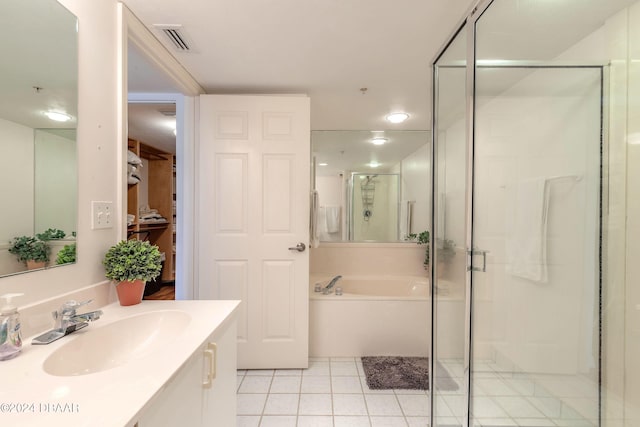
[43,310,191,376]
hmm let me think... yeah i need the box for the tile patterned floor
[237,357,430,427]
[236,358,598,427]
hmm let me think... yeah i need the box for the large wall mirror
[312,130,430,243]
[0,0,78,277]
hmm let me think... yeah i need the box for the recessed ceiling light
[386,112,409,124]
[371,137,388,145]
[318,162,328,166]
[45,111,72,122]
[173,129,177,136]
[369,162,381,168]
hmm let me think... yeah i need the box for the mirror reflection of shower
[360,175,377,221]
[349,173,399,241]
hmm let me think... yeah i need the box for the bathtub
[309,275,465,358]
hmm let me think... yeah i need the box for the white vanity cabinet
[135,318,237,427]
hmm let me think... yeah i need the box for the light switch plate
[92,201,113,229]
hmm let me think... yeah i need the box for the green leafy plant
[56,243,76,265]
[437,238,457,263]
[8,236,50,263]
[406,230,430,268]
[36,228,66,241]
[103,239,162,283]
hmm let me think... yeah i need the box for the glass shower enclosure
[430,0,639,426]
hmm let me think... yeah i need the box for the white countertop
[0,300,240,427]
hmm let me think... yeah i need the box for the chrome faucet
[322,275,342,294]
[32,299,103,345]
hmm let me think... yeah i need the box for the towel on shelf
[325,206,341,233]
[138,206,168,224]
[127,164,142,184]
[507,178,550,283]
[127,150,143,165]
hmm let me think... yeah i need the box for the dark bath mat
[361,356,459,391]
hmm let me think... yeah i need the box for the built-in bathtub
[309,275,465,358]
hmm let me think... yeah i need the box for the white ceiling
[123,0,475,133]
[124,0,637,153]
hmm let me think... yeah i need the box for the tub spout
[322,275,342,294]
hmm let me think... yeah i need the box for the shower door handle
[467,248,489,272]
[288,243,306,252]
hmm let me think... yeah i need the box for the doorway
[121,3,204,300]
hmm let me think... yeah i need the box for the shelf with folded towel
[127,138,176,284]
[137,223,169,231]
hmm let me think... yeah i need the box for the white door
[198,95,310,369]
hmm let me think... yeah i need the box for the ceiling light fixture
[371,137,388,145]
[369,162,381,168]
[45,111,72,122]
[318,162,328,166]
[385,112,409,124]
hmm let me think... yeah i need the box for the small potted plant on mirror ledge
[8,236,50,270]
[36,228,66,241]
[55,243,76,265]
[103,239,162,306]
[406,230,430,270]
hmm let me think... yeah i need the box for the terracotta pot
[115,279,146,306]
[26,260,46,270]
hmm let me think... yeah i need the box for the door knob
[288,243,306,252]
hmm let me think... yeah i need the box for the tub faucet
[322,275,342,294]
[32,299,103,345]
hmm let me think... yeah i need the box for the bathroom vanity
[0,300,239,427]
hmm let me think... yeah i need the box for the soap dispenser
[0,293,24,361]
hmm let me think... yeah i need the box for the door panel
[432,24,468,427]
[199,95,310,369]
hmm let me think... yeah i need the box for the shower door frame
[430,1,606,426]
[430,2,491,424]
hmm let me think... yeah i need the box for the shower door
[432,2,604,426]
[469,2,603,426]
[432,22,470,427]
[470,65,602,427]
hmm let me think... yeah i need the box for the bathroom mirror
[0,0,79,277]
[312,130,430,242]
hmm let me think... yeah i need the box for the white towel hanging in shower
[507,177,550,283]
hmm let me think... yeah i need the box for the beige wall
[310,243,427,277]
[0,0,121,306]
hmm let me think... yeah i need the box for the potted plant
[103,239,162,306]
[8,236,50,270]
[36,228,66,241]
[55,243,76,265]
[406,230,430,269]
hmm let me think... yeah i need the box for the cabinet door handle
[203,348,214,389]
[208,342,218,381]
[202,342,218,389]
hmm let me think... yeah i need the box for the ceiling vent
[153,24,191,52]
